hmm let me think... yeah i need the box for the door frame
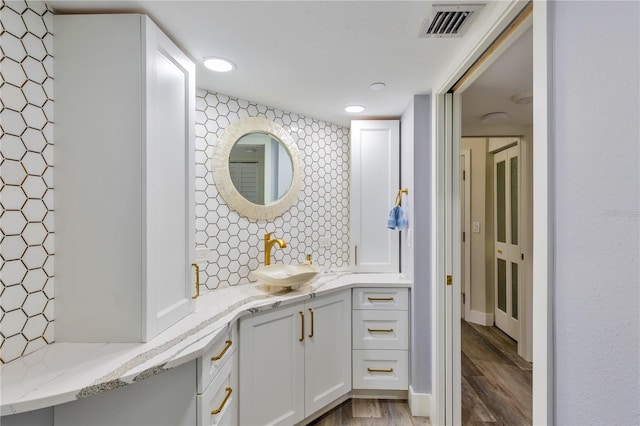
[431,1,553,424]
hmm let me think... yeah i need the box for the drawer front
[197,350,238,426]
[353,310,408,350]
[352,350,408,390]
[197,324,237,394]
[353,288,409,310]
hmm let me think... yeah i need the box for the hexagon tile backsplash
[0,0,55,363]
[195,90,350,289]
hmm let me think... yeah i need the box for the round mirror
[229,132,293,205]
[212,117,303,219]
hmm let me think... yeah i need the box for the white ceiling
[47,0,515,127]
[461,26,533,136]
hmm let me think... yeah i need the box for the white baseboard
[350,389,407,400]
[465,309,494,326]
[408,385,431,417]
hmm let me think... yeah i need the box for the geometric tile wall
[195,90,350,290]
[0,0,54,364]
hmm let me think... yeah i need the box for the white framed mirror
[212,117,303,219]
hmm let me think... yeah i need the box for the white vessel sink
[250,264,320,289]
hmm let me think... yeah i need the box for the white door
[144,17,195,341]
[494,145,521,340]
[350,120,400,273]
[240,304,305,426]
[304,292,351,416]
[439,92,462,425]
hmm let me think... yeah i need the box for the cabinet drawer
[197,325,237,394]
[353,288,408,310]
[197,350,238,426]
[353,310,408,350]
[352,350,408,390]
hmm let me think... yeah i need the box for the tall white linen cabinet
[54,14,196,342]
[350,120,400,273]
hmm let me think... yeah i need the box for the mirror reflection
[229,132,293,205]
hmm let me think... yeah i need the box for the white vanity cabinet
[239,292,351,425]
[350,120,400,273]
[54,14,196,343]
[352,288,409,390]
[197,326,238,426]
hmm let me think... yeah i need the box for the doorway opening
[458,21,533,422]
[430,1,553,424]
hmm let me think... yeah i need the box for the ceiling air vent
[418,3,485,38]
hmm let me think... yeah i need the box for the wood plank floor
[462,320,532,425]
[307,321,530,425]
[308,398,431,425]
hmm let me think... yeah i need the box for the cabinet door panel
[240,305,305,426]
[144,17,196,340]
[304,293,351,416]
[351,120,400,273]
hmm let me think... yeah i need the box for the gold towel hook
[394,188,409,206]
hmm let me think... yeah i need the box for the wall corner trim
[408,385,432,417]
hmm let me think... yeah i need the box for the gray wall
[402,95,432,394]
[552,1,639,424]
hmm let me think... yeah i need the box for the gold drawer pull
[191,263,201,299]
[367,328,394,333]
[299,311,305,342]
[211,340,232,361]
[367,297,394,302]
[308,308,314,338]
[368,368,394,373]
[211,387,232,415]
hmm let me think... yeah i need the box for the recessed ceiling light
[370,82,386,91]
[345,105,365,113]
[203,57,235,72]
[480,112,509,123]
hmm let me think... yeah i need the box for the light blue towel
[387,206,408,231]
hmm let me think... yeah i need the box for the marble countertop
[1,272,411,416]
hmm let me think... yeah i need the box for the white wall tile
[1,1,54,364]
[195,90,350,289]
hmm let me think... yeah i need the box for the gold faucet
[264,232,287,266]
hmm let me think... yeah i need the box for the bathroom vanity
[1,273,411,425]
